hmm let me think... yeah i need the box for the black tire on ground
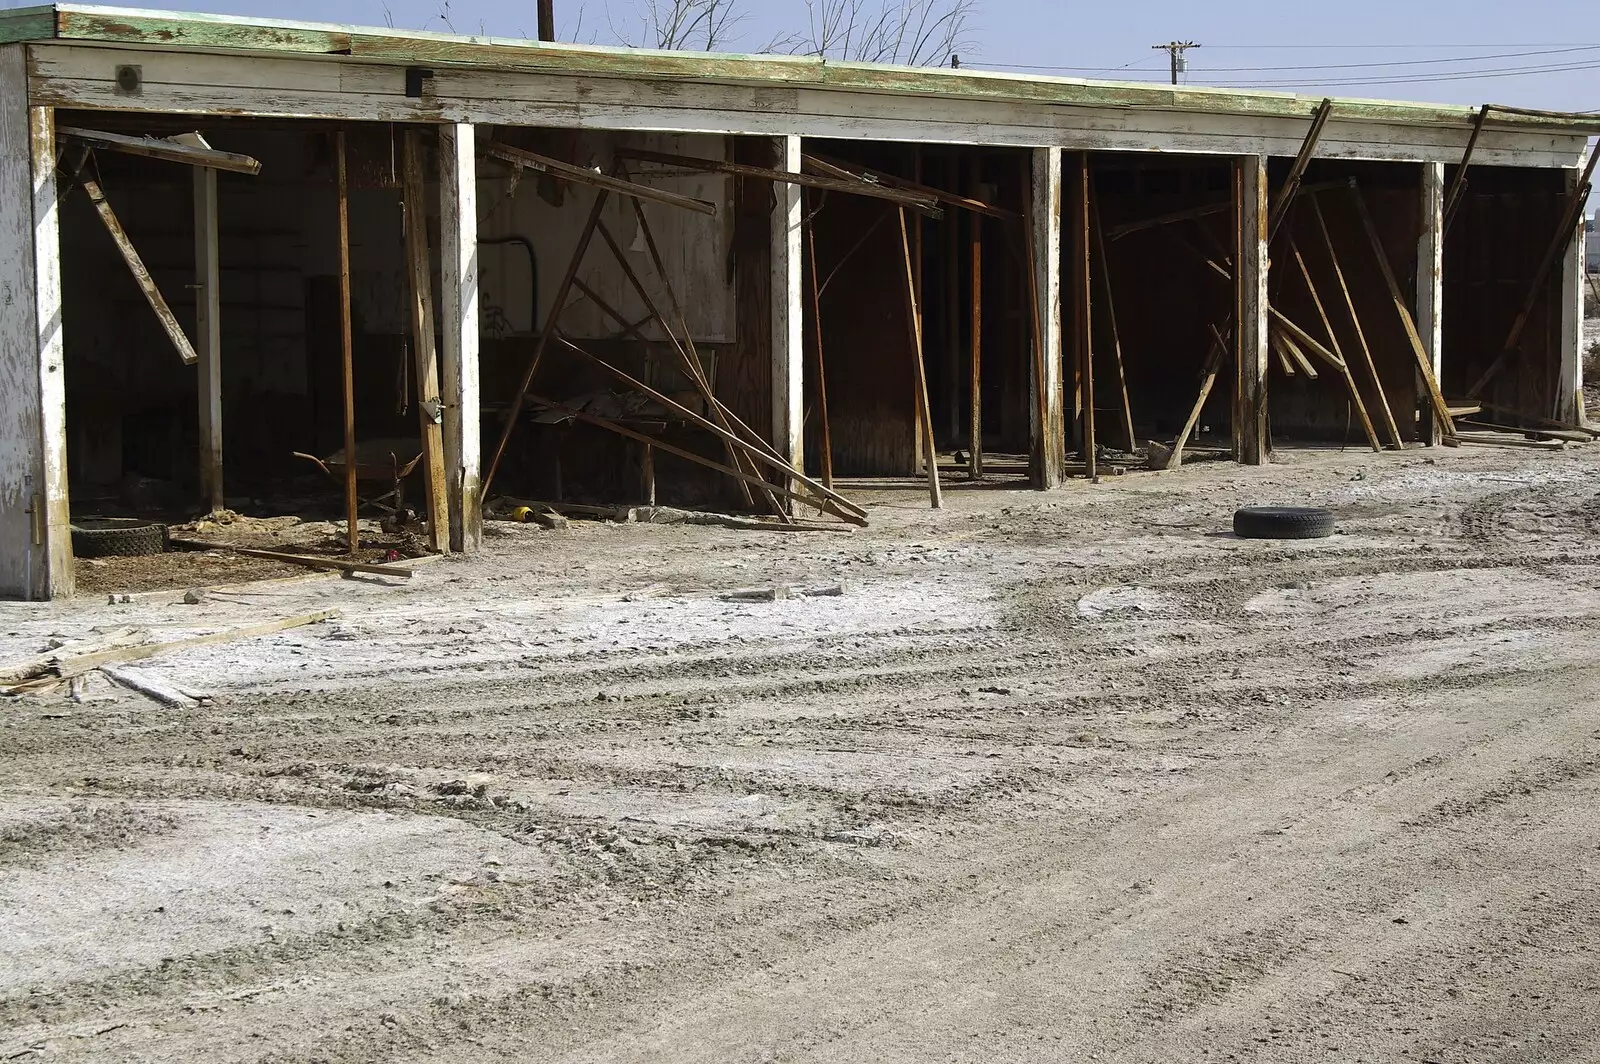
[70,519,169,558]
[1232,506,1336,540]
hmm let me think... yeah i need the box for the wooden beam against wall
[58,126,261,175]
[1267,98,1333,243]
[1234,154,1269,465]
[1088,171,1136,453]
[402,130,453,551]
[439,122,481,551]
[968,153,984,480]
[1442,104,1490,237]
[804,201,834,488]
[193,163,223,513]
[899,206,942,509]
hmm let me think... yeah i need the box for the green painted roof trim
[12,3,1600,135]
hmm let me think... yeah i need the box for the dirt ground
[5,441,1600,1062]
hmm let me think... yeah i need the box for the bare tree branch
[785,0,976,66]
[613,0,749,50]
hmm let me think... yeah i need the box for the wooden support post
[969,154,984,480]
[772,135,804,483]
[193,162,223,513]
[641,443,656,506]
[1347,181,1457,441]
[1075,153,1096,480]
[0,48,71,600]
[1234,155,1270,465]
[401,130,450,553]
[1417,161,1446,445]
[335,132,358,556]
[1310,195,1403,449]
[1089,172,1136,453]
[439,122,481,552]
[804,206,834,488]
[1029,146,1065,489]
[1558,166,1588,424]
[899,207,942,509]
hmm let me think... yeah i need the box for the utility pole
[537,0,555,41]
[1153,41,1199,86]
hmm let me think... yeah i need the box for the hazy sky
[138,0,1600,115]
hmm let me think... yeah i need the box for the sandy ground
[4,442,1600,1062]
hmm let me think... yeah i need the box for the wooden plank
[58,125,261,174]
[899,206,942,509]
[485,141,717,216]
[620,147,942,215]
[193,163,223,512]
[0,48,72,600]
[968,153,984,480]
[1272,326,1318,378]
[79,172,198,366]
[169,538,415,577]
[401,129,450,553]
[439,122,481,552]
[1267,98,1333,242]
[55,610,342,678]
[803,151,1015,219]
[1270,308,1341,370]
[1088,172,1136,453]
[1075,152,1096,480]
[335,132,358,555]
[1171,324,1229,467]
[1309,194,1404,449]
[1346,180,1457,440]
[1442,104,1490,236]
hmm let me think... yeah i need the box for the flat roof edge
[20,4,1600,137]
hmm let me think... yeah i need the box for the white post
[440,122,481,551]
[1558,166,1587,425]
[1235,154,1270,465]
[1030,146,1064,489]
[0,46,70,600]
[771,134,803,476]
[194,165,224,510]
[1417,161,1445,445]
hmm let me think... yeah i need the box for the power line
[1152,41,1200,86]
[1211,58,1600,89]
[983,45,1600,75]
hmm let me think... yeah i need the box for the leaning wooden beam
[591,217,768,516]
[402,130,451,553]
[802,152,1015,219]
[58,126,261,175]
[1270,308,1341,371]
[1309,194,1405,449]
[804,208,835,488]
[1170,324,1229,467]
[482,187,611,499]
[1464,143,1599,399]
[485,142,717,216]
[1110,200,1230,241]
[1442,104,1491,236]
[1089,176,1137,452]
[898,207,943,509]
[1473,399,1600,437]
[1271,325,1318,378]
[1344,181,1457,440]
[620,148,943,216]
[1288,235,1382,451]
[79,172,198,366]
[335,133,359,554]
[169,539,414,577]
[1268,98,1334,243]
[551,337,865,524]
[526,395,868,527]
